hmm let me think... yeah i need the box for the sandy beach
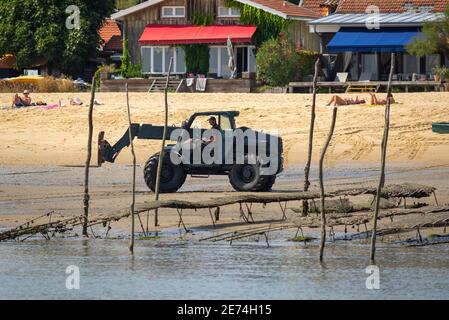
[1,92,449,167]
[1,92,449,235]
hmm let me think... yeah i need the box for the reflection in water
[0,239,448,300]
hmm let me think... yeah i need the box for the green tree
[256,36,301,87]
[407,6,449,60]
[0,0,115,75]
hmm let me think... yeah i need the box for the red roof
[99,19,122,52]
[302,0,340,12]
[243,0,321,18]
[139,25,257,45]
[336,0,449,13]
[301,0,328,12]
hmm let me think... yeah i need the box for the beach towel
[196,78,207,92]
[186,78,195,87]
[38,104,60,110]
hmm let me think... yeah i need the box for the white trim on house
[141,46,186,75]
[162,6,186,18]
[309,12,444,33]
[112,0,317,21]
[232,0,316,21]
[218,6,241,18]
[111,0,165,20]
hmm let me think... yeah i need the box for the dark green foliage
[116,37,142,78]
[192,13,214,26]
[256,36,302,86]
[182,13,212,75]
[298,50,320,76]
[407,6,449,60]
[0,0,115,75]
[120,37,132,76]
[225,0,291,46]
[288,236,315,243]
[115,0,144,10]
[184,44,209,75]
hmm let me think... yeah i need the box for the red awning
[139,24,257,45]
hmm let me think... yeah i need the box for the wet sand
[1,92,449,237]
[1,162,448,239]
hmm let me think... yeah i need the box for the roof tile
[99,19,123,52]
[336,0,449,13]
[243,0,321,18]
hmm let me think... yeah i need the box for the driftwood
[341,183,436,199]
[2,205,447,243]
[0,184,441,242]
[198,206,449,244]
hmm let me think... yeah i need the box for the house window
[218,6,240,17]
[209,45,255,78]
[141,47,186,74]
[162,6,185,18]
[403,54,419,76]
[426,54,440,74]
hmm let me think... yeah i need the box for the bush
[433,66,449,80]
[256,36,301,87]
[0,76,75,93]
[119,37,143,78]
[297,50,320,77]
[184,44,209,75]
[94,64,116,88]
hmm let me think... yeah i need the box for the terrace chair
[336,72,349,83]
[346,72,379,93]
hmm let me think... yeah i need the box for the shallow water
[0,238,448,300]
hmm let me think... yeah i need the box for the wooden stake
[370,53,395,262]
[154,57,174,227]
[303,58,320,216]
[126,83,137,253]
[319,106,338,262]
[83,77,96,237]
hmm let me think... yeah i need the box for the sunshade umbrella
[227,37,237,79]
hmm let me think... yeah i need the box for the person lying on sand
[12,90,32,108]
[326,95,366,107]
[12,90,47,108]
[369,93,395,105]
[59,97,84,108]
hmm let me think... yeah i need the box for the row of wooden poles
[82,54,396,262]
[305,53,396,262]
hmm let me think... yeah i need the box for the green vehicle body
[432,122,449,134]
[99,111,284,193]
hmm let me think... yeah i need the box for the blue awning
[327,27,421,53]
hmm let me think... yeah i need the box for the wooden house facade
[112,0,321,78]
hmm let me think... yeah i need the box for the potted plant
[432,66,449,82]
[99,64,116,80]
